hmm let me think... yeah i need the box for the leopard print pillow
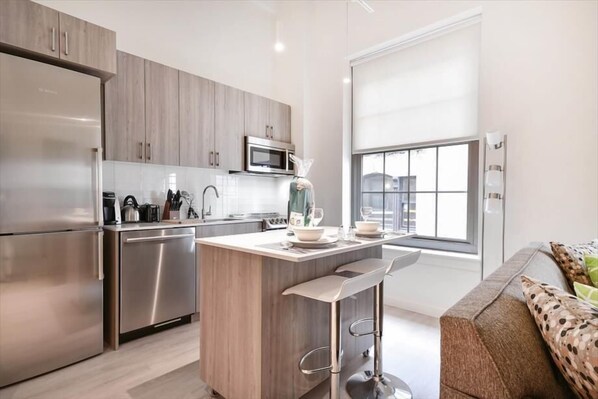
[521,275,598,399]
[550,241,597,287]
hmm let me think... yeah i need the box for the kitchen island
[196,228,412,399]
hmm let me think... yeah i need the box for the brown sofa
[439,243,575,398]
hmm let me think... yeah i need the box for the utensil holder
[169,211,180,220]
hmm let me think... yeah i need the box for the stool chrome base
[345,370,412,399]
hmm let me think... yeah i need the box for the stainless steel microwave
[245,136,295,175]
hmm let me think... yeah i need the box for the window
[350,13,481,253]
[354,141,479,253]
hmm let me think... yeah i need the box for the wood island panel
[199,244,382,399]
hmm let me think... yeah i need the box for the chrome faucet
[202,185,220,220]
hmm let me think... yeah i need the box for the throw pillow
[550,241,597,287]
[574,282,598,307]
[521,275,598,399]
[586,254,598,287]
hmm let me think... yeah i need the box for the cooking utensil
[121,195,140,223]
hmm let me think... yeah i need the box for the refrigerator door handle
[98,231,104,280]
[95,148,103,226]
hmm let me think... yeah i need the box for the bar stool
[282,267,387,399]
[336,251,421,399]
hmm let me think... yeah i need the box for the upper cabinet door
[0,0,59,58]
[215,83,244,171]
[269,101,291,143]
[244,92,270,139]
[104,51,146,163]
[145,60,180,166]
[58,12,116,74]
[179,71,215,168]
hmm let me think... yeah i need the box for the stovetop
[237,212,287,230]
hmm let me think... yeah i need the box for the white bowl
[355,221,380,233]
[293,226,325,241]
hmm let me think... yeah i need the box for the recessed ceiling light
[274,42,285,52]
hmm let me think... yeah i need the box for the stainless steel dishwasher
[120,227,195,336]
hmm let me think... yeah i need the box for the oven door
[246,143,291,174]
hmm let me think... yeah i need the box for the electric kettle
[121,195,140,223]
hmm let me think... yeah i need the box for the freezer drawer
[120,227,195,334]
[0,230,103,387]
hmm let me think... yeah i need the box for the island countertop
[195,227,413,262]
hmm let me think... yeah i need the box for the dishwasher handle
[123,233,195,244]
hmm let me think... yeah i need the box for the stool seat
[336,258,388,275]
[336,251,421,276]
[283,267,386,303]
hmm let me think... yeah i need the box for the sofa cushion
[521,275,598,399]
[574,282,598,307]
[440,243,574,398]
[585,254,598,287]
[550,241,597,287]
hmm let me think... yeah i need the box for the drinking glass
[311,208,324,226]
[360,206,373,221]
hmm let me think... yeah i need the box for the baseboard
[385,296,446,318]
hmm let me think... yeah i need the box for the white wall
[276,0,598,315]
[36,0,281,100]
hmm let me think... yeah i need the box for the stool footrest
[349,317,377,337]
[299,346,332,375]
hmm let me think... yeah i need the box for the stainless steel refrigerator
[0,52,104,387]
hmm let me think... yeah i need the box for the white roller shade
[352,19,481,153]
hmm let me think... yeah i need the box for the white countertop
[103,218,262,232]
[195,227,414,262]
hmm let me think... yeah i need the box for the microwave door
[248,145,286,173]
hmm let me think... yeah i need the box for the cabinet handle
[64,31,69,55]
[138,142,143,160]
[98,231,104,280]
[265,125,270,138]
[51,27,56,52]
[95,148,103,226]
[215,152,220,167]
[209,151,214,166]
[123,233,195,243]
[270,126,274,138]
[146,143,151,160]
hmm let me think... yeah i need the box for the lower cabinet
[195,222,262,312]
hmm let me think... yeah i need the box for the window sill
[382,244,481,272]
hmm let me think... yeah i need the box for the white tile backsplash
[103,161,290,218]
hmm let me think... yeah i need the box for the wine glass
[360,206,373,221]
[310,208,324,226]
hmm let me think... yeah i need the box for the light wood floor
[0,307,440,399]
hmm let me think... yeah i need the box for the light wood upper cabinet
[144,60,180,166]
[104,51,146,162]
[244,92,270,139]
[215,83,244,171]
[269,101,291,143]
[244,92,291,143]
[0,0,59,58]
[58,13,116,75]
[179,71,215,168]
[0,0,116,79]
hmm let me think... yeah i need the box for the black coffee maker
[102,191,121,225]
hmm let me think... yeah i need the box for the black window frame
[352,140,479,254]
